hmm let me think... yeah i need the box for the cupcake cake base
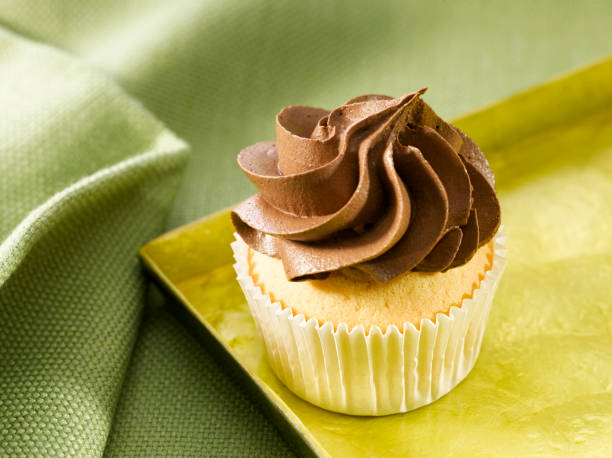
[247,238,496,331]
[232,232,506,416]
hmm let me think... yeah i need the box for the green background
[1,1,611,456]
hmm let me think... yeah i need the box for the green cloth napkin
[1,1,612,456]
[0,29,189,455]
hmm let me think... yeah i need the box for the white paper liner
[232,232,507,416]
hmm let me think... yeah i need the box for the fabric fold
[0,29,189,457]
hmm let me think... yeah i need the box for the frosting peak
[232,90,501,281]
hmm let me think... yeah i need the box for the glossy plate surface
[140,57,612,457]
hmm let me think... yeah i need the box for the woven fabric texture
[1,1,612,456]
[0,28,189,455]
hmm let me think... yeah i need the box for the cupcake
[231,89,506,415]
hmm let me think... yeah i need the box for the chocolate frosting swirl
[232,89,501,282]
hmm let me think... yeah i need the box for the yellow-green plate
[140,57,612,457]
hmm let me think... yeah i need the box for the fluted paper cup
[232,232,506,416]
